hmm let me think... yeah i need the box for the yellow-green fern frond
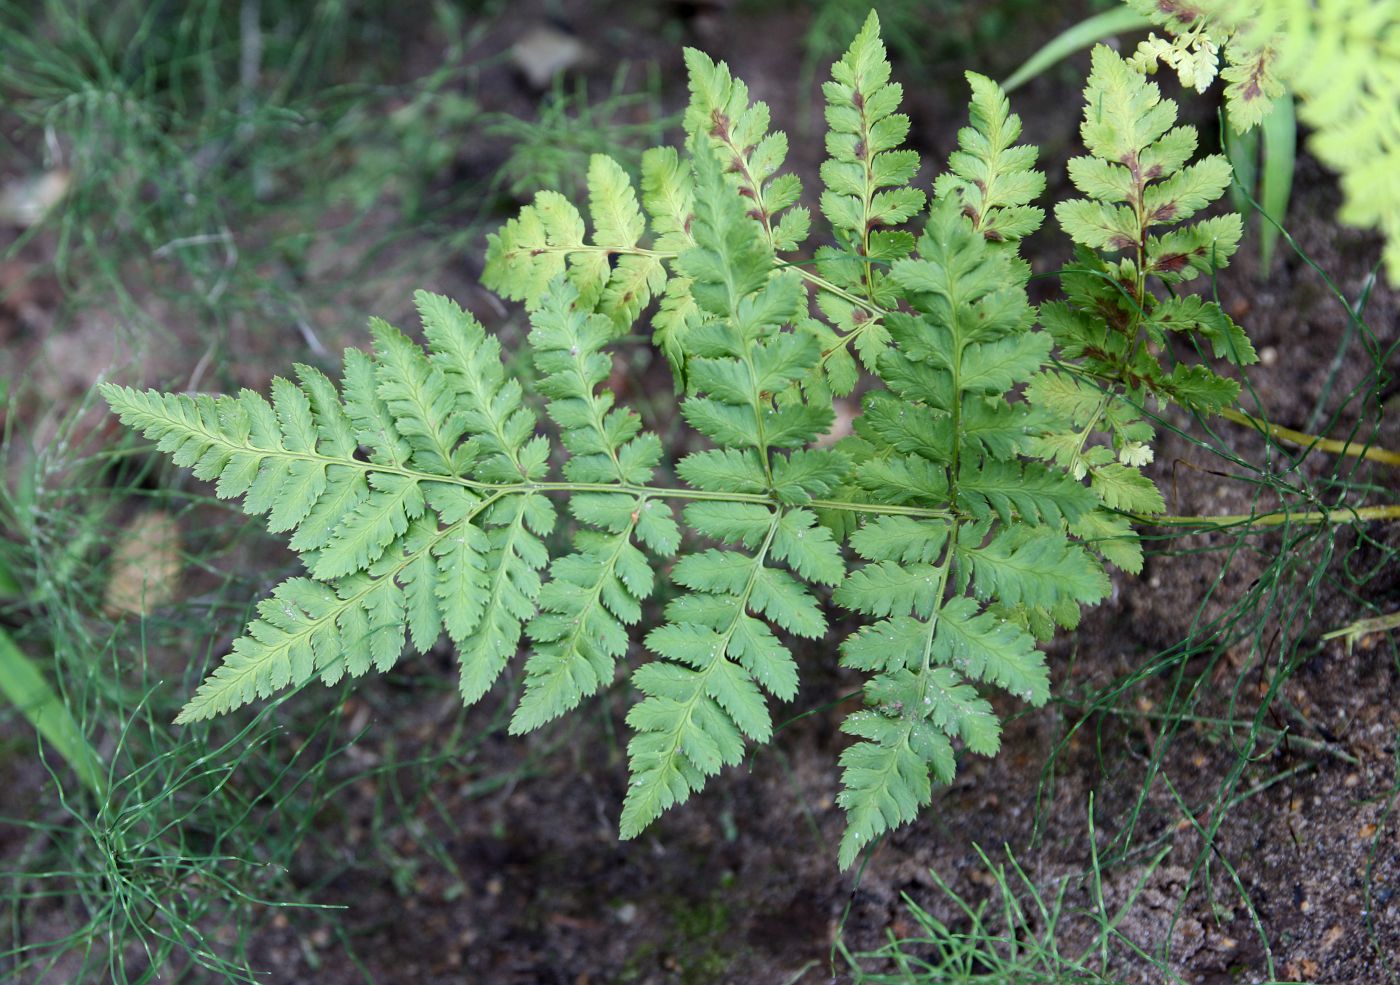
[1127,0,1400,282]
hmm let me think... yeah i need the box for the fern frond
[621,146,842,834]
[621,529,780,838]
[831,514,1063,867]
[933,72,1045,243]
[955,460,1097,526]
[100,385,347,547]
[1030,44,1245,559]
[512,281,674,730]
[830,92,1111,865]
[427,492,492,645]
[172,576,341,723]
[102,16,1197,872]
[176,501,490,723]
[1058,44,1242,288]
[1128,0,1400,283]
[370,318,466,476]
[835,709,949,869]
[101,290,565,721]
[890,198,1038,344]
[342,347,412,467]
[1127,24,1221,93]
[310,472,426,580]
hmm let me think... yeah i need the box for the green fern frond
[933,72,1046,243]
[101,16,1264,872]
[817,10,926,307]
[809,12,932,389]
[1058,46,1241,290]
[829,119,1108,865]
[100,289,565,722]
[511,282,674,731]
[482,154,669,330]
[456,494,552,704]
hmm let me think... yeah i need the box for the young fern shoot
[101,15,1253,869]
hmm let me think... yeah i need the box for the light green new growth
[816,13,925,333]
[1125,0,1400,283]
[101,13,1258,870]
[1033,45,1249,560]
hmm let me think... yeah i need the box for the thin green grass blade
[1224,121,1259,215]
[1258,91,1296,275]
[1001,8,1151,92]
[0,553,18,596]
[0,627,105,795]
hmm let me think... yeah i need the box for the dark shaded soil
[2,3,1397,983]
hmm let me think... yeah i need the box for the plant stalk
[1220,407,1400,467]
[1141,503,1400,528]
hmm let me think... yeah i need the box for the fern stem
[1140,503,1400,528]
[793,267,882,318]
[528,482,953,520]
[915,519,960,706]
[127,424,957,520]
[1218,407,1400,467]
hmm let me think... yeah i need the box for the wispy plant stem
[1219,406,1400,467]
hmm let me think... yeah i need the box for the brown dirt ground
[2,3,1397,983]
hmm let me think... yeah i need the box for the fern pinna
[1124,0,1400,284]
[102,14,1249,869]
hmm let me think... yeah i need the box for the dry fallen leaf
[511,23,587,90]
[104,510,182,616]
[816,399,856,447]
[0,169,70,227]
